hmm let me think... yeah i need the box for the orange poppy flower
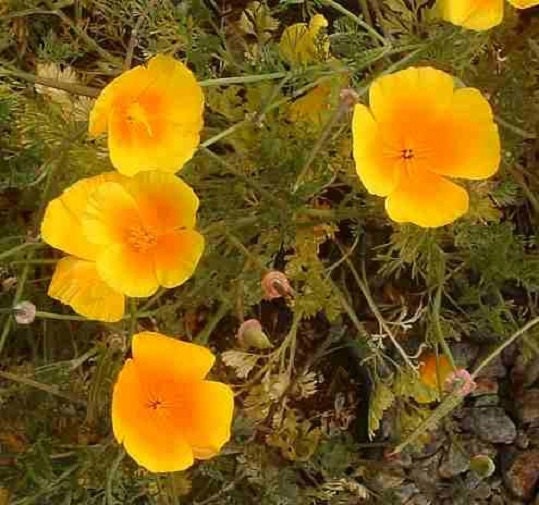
[352,66,500,227]
[41,173,126,322]
[112,331,234,472]
[439,0,539,31]
[89,55,204,176]
[419,353,453,390]
[82,171,204,298]
[41,171,204,320]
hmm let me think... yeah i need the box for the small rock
[490,496,504,505]
[407,495,432,505]
[528,426,539,448]
[473,407,517,444]
[504,450,539,500]
[502,343,519,368]
[395,483,419,503]
[410,453,442,496]
[457,407,475,431]
[439,443,469,478]
[524,357,539,387]
[516,431,529,450]
[472,377,499,396]
[511,356,527,391]
[452,342,479,368]
[474,394,500,407]
[467,438,498,460]
[474,482,492,499]
[516,389,539,426]
[476,356,506,379]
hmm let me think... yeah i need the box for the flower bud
[261,271,293,300]
[13,301,36,324]
[236,319,273,349]
[444,369,476,397]
[339,88,359,111]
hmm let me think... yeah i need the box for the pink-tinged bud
[13,301,36,324]
[339,88,359,111]
[444,369,476,397]
[261,271,293,300]
[236,319,273,349]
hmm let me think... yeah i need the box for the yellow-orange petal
[83,181,141,247]
[352,104,401,196]
[428,88,500,180]
[419,353,453,390]
[107,109,201,176]
[89,65,150,137]
[111,359,195,472]
[385,167,469,227]
[41,172,123,260]
[96,244,157,298]
[48,256,124,322]
[132,332,215,382]
[122,171,200,233]
[507,0,539,7]
[369,66,456,125]
[181,381,234,458]
[153,230,204,289]
[440,0,504,30]
[91,54,204,175]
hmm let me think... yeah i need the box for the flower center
[126,102,153,136]
[147,398,164,410]
[127,225,157,252]
[401,148,414,160]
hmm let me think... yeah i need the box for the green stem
[195,302,230,345]
[0,241,42,262]
[31,309,156,322]
[106,448,125,505]
[432,284,457,370]
[472,316,539,379]
[0,369,85,405]
[199,71,287,87]
[340,252,417,373]
[129,298,138,336]
[293,103,346,192]
[495,115,536,139]
[44,1,120,66]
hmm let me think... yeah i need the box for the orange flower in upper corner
[439,0,539,31]
[82,171,205,298]
[89,55,204,176]
[352,66,500,227]
[112,331,234,472]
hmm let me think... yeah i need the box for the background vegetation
[0,0,538,503]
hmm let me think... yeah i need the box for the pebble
[473,407,517,444]
[503,449,539,500]
[476,355,507,379]
[438,443,469,479]
[472,377,499,396]
[516,389,539,426]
